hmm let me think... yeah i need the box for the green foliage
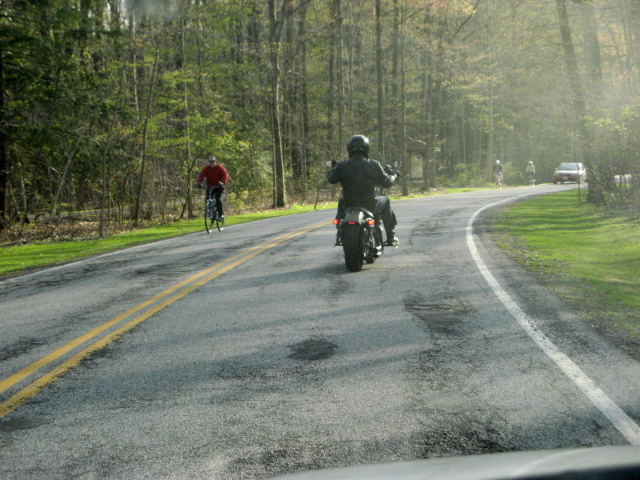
[450,163,487,187]
[1,0,639,226]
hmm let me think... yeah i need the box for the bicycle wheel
[204,201,215,234]
[215,214,224,232]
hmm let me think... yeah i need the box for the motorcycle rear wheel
[343,226,365,272]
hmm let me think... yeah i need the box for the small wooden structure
[406,140,428,181]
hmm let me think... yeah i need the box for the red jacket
[197,164,228,187]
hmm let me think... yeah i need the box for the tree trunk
[555,0,598,203]
[397,2,408,196]
[326,0,335,154]
[0,48,7,228]
[375,0,384,160]
[298,0,310,195]
[578,1,602,94]
[420,7,432,191]
[129,8,140,116]
[390,0,407,194]
[390,0,399,165]
[626,0,640,95]
[335,0,344,151]
[99,150,110,239]
[133,48,160,224]
[50,135,83,222]
[268,0,288,208]
[181,5,194,218]
[487,0,496,180]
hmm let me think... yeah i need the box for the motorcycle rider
[328,135,399,246]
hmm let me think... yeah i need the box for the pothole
[404,297,474,332]
[288,338,338,361]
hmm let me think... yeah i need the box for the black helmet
[347,135,370,157]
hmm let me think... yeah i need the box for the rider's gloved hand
[384,164,395,176]
[216,182,225,190]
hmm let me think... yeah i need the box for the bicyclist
[526,161,536,185]
[196,155,229,218]
[494,159,504,187]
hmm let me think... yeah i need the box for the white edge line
[466,198,640,445]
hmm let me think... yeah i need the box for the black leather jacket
[327,154,395,211]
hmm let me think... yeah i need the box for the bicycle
[527,172,535,186]
[204,186,225,233]
[494,172,504,189]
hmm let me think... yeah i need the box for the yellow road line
[0,239,255,395]
[0,220,328,418]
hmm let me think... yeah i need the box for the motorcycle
[335,206,385,272]
[329,161,401,272]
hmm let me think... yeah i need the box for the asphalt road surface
[1,185,639,479]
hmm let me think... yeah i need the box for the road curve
[1,185,639,480]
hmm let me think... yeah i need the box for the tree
[555,0,598,202]
[375,0,384,159]
[268,0,289,208]
[2,0,639,233]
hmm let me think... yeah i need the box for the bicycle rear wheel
[204,201,215,234]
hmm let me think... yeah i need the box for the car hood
[267,446,640,480]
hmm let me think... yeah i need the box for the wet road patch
[288,338,338,361]
[0,337,46,362]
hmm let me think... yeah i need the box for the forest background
[0,0,638,243]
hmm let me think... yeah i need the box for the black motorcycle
[335,206,385,272]
[331,162,400,272]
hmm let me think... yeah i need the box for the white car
[553,162,586,184]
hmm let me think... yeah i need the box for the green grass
[0,202,337,277]
[490,189,640,349]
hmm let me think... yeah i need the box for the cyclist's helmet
[347,135,370,157]
[528,161,533,164]
[496,159,501,164]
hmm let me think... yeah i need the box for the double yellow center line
[0,220,328,418]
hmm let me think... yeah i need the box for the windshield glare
[557,163,580,170]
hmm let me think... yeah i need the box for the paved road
[1,185,639,479]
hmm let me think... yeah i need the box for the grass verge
[0,203,337,278]
[489,189,640,358]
